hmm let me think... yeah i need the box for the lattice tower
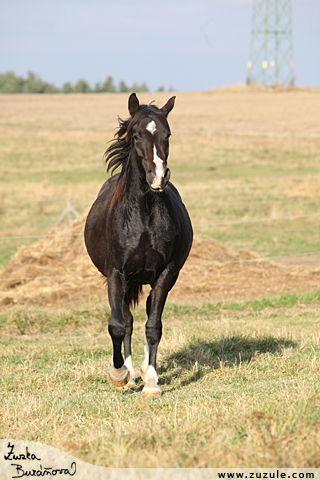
[247,0,294,86]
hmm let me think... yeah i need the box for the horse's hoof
[141,386,161,397]
[109,365,130,387]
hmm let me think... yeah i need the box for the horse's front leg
[107,271,130,387]
[142,268,177,397]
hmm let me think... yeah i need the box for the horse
[84,93,193,397]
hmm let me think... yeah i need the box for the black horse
[84,93,193,396]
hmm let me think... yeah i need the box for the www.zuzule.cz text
[218,472,314,479]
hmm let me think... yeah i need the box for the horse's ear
[128,93,140,117]
[161,96,176,117]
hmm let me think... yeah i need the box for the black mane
[104,103,163,175]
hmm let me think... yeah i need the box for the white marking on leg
[142,365,161,396]
[140,343,149,377]
[151,145,165,189]
[146,120,156,134]
[124,355,136,385]
[145,365,158,385]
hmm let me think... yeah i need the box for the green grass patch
[0,132,107,184]
[2,290,319,336]
[1,291,320,467]
[1,124,320,268]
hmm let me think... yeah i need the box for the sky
[0,0,319,92]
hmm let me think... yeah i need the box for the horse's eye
[132,130,140,140]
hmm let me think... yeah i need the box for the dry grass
[1,293,320,467]
[1,90,320,271]
[1,90,320,468]
[1,90,320,307]
[1,213,320,307]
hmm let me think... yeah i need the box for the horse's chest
[120,219,174,283]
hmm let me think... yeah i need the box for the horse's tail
[125,284,143,308]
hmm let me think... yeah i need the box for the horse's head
[128,93,175,192]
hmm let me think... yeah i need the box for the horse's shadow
[157,334,298,390]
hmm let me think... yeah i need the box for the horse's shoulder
[166,182,182,201]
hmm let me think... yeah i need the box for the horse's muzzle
[148,167,171,192]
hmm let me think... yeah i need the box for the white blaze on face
[146,120,165,189]
[152,145,165,189]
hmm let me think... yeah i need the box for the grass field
[1,90,320,267]
[0,89,320,467]
[1,291,320,467]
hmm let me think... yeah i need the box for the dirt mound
[1,214,320,307]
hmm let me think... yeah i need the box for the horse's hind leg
[142,269,177,397]
[123,299,136,386]
[107,271,130,387]
[140,295,151,380]
[140,342,149,380]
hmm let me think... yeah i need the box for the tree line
[0,71,167,94]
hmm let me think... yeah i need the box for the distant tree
[62,82,73,93]
[42,82,59,93]
[130,82,139,93]
[24,71,59,93]
[132,81,149,93]
[0,71,154,94]
[23,71,38,92]
[0,71,24,93]
[73,79,91,93]
[157,86,165,92]
[139,82,149,92]
[94,82,102,92]
[118,80,129,93]
[101,76,116,93]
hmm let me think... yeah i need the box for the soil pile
[1,214,319,307]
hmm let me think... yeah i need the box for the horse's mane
[104,116,132,176]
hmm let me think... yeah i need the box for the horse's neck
[120,150,154,214]
[124,149,149,198]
